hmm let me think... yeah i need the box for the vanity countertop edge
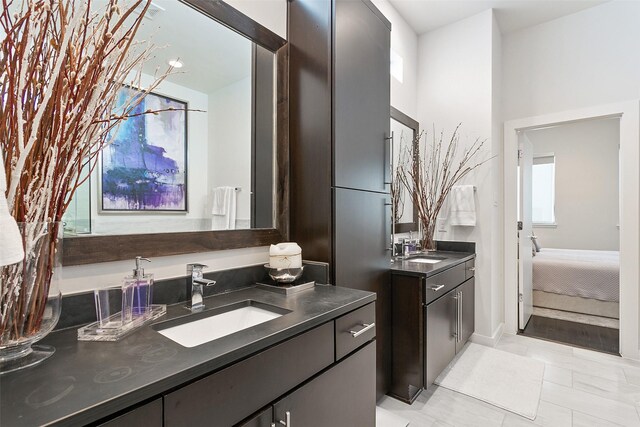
[0,285,376,427]
[390,251,476,277]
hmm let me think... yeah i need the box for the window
[532,155,555,225]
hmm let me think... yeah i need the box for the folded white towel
[270,243,302,256]
[211,187,232,215]
[449,185,476,227]
[211,187,237,230]
[270,243,302,268]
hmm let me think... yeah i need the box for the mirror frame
[391,106,419,234]
[63,0,289,266]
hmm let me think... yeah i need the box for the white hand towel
[211,187,237,230]
[449,185,476,227]
[0,147,24,266]
[211,187,230,215]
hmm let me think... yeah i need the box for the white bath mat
[434,343,545,420]
[376,406,410,427]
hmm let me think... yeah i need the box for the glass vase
[421,220,438,252]
[0,222,62,374]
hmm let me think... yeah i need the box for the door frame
[503,101,640,360]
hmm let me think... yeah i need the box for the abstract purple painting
[102,87,187,212]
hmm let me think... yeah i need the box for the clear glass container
[0,222,62,374]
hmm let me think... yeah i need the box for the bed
[532,248,620,319]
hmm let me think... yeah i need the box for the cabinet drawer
[465,258,475,280]
[335,302,376,360]
[424,263,466,305]
[164,322,334,427]
[98,398,162,427]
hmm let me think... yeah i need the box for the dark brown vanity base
[390,251,475,403]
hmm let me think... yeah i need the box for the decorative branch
[0,0,172,342]
[397,124,493,250]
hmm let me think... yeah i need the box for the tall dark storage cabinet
[288,0,392,400]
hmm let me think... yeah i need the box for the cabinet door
[390,274,424,403]
[425,291,457,387]
[98,398,162,427]
[334,187,391,400]
[457,278,475,352]
[334,0,391,193]
[273,342,375,427]
[164,323,333,427]
[237,407,272,427]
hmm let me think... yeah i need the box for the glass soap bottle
[125,256,154,319]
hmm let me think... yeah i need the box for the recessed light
[168,59,183,69]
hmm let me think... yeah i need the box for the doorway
[503,101,640,360]
[516,118,621,354]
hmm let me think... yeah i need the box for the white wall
[527,118,620,251]
[418,9,504,341]
[501,0,640,356]
[502,0,640,121]
[60,3,285,295]
[371,0,419,118]
[208,77,252,228]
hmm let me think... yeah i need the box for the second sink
[155,300,290,348]
[406,256,446,264]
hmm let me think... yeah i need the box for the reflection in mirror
[62,0,276,236]
[390,107,419,234]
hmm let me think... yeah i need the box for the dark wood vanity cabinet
[98,399,163,427]
[162,303,376,427]
[391,261,475,403]
[334,0,391,193]
[289,0,392,400]
[273,342,376,427]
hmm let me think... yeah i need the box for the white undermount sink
[406,256,445,264]
[155,301,289,348]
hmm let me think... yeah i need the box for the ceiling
[387,0,610,35]
[98,0,254,94]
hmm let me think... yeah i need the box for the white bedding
[532,248,619,302]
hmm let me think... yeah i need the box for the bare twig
[1,0,171,342]
[397,124,492,250]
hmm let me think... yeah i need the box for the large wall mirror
[62,0,288,265]
[390,107,419,234]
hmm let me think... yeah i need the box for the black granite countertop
[390,250,475,277]
[0,285,375,427]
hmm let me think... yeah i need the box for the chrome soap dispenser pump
[124,256,154,318]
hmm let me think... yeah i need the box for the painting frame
[100,86,189,213]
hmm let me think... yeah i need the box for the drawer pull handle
[468,267,476,272]
[278,411,291,426]
[429,284,445,292]
[349,323,375,338]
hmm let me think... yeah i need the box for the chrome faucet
[186,263,217,312]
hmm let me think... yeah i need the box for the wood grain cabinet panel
[392,260,476,396]
[98,398,162,427]
[164,323,334,427]
[335,302,376,360]
[424,263,466,305]
[390,274,424,403]
[273,342,376,427]
[237,407,273,427]
[334,0,391,193]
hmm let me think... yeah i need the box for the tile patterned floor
[378,334,640,426]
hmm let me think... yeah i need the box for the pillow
[531,235,541,252]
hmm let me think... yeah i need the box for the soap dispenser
[124,256,154,318]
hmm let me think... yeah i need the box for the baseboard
[470,323,504,347]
